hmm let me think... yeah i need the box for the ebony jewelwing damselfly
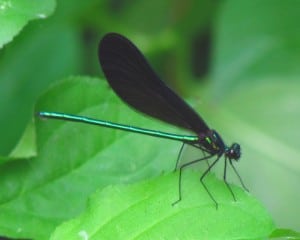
[38,33,248,208]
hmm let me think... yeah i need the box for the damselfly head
[226,143,241,160]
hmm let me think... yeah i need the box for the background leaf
[0,0,56,48]
[208,0,300,231]
[0,10,83,156]
[211,0,300,97]
[0,119,36,164]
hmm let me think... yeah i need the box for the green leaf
[0,76,179,239]
[0,17,82,156]
[0,119,36,164]
[270,228,300,239]
[0,0,56,48]
[51,171,275,240]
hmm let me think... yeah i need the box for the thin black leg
[174,142,185,172]
[198,146,210,170]
[205,153,211,170]
[172,154,215,206]
[229,160,249,192]
[200,156,221,209]
[223,158,236,202]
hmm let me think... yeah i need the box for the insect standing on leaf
[38,33,249,208]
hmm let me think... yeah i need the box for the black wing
[98,33,209,134]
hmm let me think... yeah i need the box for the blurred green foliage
[0,0,299,239]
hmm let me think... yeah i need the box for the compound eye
[231,143,241,160]
[233,143,240,151]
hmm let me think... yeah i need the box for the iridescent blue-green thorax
[199,129,241,161]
